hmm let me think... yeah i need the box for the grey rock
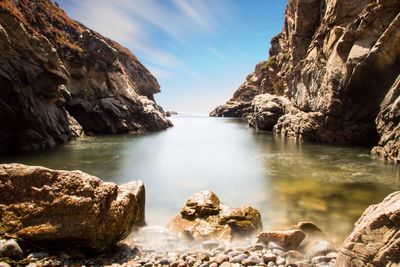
[27,251,50,260]
[263,252,277,263]
[0,239,23,260]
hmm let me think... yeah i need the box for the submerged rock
[335,191,400,266]
[169,191,262,241]
[0,164,145,252]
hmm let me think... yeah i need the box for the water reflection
[1,115,399,244]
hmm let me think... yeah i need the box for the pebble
[242,255,262,266]
[210,253,229,264]
[253,243,265,251]
[27,251,50,260]
[220,262,232,267]
[0,262,11,267]
[272,248,284,256]
[263,252,277,263]
[231,254,248,263]
[308,241,336,258]
[276,256,286,265]
[312,256,331,264]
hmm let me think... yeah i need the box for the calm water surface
[2,115,400,244]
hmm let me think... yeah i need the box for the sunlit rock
[335,191,400,266]
[0,163,145,252]
[169,191,262,241]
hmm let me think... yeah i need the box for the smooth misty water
[2,115,400,244]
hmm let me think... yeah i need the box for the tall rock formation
[211,0,400,163]
[0,0,171,152]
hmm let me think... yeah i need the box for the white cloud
[61,0,232,81]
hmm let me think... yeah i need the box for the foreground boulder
[335,191,400,266]
[0,164,145,252]
[169,191,262,241]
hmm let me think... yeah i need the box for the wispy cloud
[62,0,231,78]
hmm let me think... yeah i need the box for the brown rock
[210,0,400,163]
[169,191,262,241]
[0,164,145,252]
[0,0,172,152]
[335,191,400,267]
[257,230,306,250]
[181,191,221,219]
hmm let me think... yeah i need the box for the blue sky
[58,0,287,113]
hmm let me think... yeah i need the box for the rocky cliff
[0,0,171,152]
[211,0,400,163]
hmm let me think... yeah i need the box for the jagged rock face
[211,0,400,162]
[0,0,171,151]
[0,164,145,252]
[372,74,400,163]
[0,9,82,152]
[335,191,400,266]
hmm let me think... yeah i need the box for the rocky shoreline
[210,0,400,164]
[1,164,399,267]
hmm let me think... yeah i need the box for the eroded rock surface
[0,0,171,152]
[335,191,400,267]
[211,0,400,162]
[169,191,262,241]
[0,163,145,252]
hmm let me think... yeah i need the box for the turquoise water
[2,115,399,244]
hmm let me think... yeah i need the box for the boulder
[169,191,262,241]
[257,230,306,250]
[0,164,145,252]
[248,94,297,130]
[335,191,400,266]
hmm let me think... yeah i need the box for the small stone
[263,252,277,263]
[242,255,262,266]
[307,241,337,258]
[276,256,285,265]
[203,240,220,250]
[231,254,248,263]
[209,263,218,267]
[253,243,265,251]
[312,256,331,264]
[272,249,284,256]
[326,251,338,259]
[27,251,50,260]
[267,242,283,250]
[257,231,306,250]
[210,253,229,264]
[0,239,24,260]
[220,262,231,267]
[158,259,170,265]
[297,221,323,237]
[0,262,11,267]
[267,262,277,267]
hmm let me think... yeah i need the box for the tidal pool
[2,115,399,244]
